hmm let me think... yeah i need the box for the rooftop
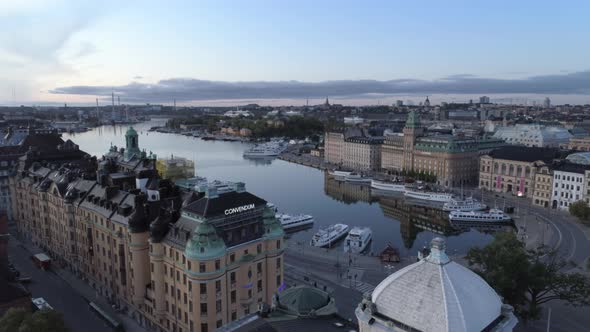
[486,146,561,162]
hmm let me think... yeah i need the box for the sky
[2,0,590,106]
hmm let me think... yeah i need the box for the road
[7,237,110,332]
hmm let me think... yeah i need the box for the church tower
[402,111,424,172]
[125,126,141,160]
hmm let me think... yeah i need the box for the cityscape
[2,2,590,332]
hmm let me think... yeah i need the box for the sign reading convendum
[224,204,255,215]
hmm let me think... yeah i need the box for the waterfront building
[550,162,590,209]
[531,165,553,208]
[381,112,485,187]
[342,136,383,171]
[355,238,518,332]
[156,154,195,180]
[323,132,344,165]
[10,126,285,332]
[479,146,561,197]
[493,124,571,148]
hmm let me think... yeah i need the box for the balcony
[215,291,222,300]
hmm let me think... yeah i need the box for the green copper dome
[185,222,226,260]
[405,111,421,129]
[125,126,138,137]
[262,207,284,239]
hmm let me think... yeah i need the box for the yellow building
[157,155,195,181]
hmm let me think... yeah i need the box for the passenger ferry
[310,223,350,247]
[328,170,353,178]
[404,188,453,203]
[276,213,314,231]
[243,141,287,157]
[370,179,406,192]
[443,197,487,212]
[345,172,372,184]
[448,208,512,223]
[343,227,372,253]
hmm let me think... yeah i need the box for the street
[7,237,111,332]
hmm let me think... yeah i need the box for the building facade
[10,127,284,332]
[323,132,344,165]
[479,146,561,198]
[493,124,571,148]
[531,165,553,208]
[550,163,590,210]
[342,137,383,171]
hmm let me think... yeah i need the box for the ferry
[243,141,287,157]
[448,208,512,223]
[276,213,314,231]
[328,170,353,178]
[310,223,350,247]
[343,227,372,253]
[345,172,371,184]
[443,197,487,212]
[370,179,406,192]
[404,188,453,203]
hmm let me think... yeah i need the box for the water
[64,120,499,256]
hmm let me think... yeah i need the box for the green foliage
[0,308,69,332]
[400,169,437,183]
[467,232,590,321]
[569,200,590,225]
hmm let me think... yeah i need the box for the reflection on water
[64,120,511,257]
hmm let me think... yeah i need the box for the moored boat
[328,170,352,178]
[343,226,372,253]
[276,213,314,231]
[448,208,512,223]
[370,179,405,192]
[443,196,487,212]
[345,172,371,183]
[310,223,350,247]
[404,188,453,203]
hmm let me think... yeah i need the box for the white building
[224,110,252,118]
[493,124,571,148]
[551,162,590,209]
[356,238,518,332]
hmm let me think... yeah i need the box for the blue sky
[2,0,590,105]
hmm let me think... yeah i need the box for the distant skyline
[2,0,590,106]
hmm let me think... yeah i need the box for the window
[201,323,208,332]
[215,280,221,292]
[276,275,281,287]
[276,240,281,249]
[215,260,220,270]
[200,303,207,315]
[189,301,193,312]
[257,262,262,274]
[216,320,222,328]
[199,263,206,273]
[230,253,235,263]
[257,244,261,254]
[231,311,237,321]
[216,300,222,313]
[276,258,281,269]
[257,280,262,292]
[231,290,236,304]
[200,283,207,294]
[230,272,236,283]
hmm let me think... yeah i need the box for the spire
[425,237,450,265]
[405,111,421,129]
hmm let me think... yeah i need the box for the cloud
[133,76,144,79]
[49,71,590,103]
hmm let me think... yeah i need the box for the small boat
[243,141,287,157]
[448,208,512,223]
[328,170,352,178]
[370,179,405,192]
[310,224,349,247]
[343,227,372,253]
[345,172,371,184]
[443,196,487,212]
[276,213,314,231]
[404,187,453,203]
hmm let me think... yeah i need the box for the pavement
[7,224,144,332]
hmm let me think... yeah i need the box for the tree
[0,308,69,332]
[569,200,590,222]
[466,232,590,321]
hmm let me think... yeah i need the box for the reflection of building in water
[324,173,375,204]
[377,195,458,249]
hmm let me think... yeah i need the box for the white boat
[370,179,405,192]
[276,213,314,231]
[345,172,371,183]
[343,227,372,253]
[448,208,512,223]
[443,197,487,212]
[328,170,352,178]
[404,188,453,203]
[310,223,350,247]
[243,141,287,157]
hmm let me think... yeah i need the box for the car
[18,276,32,283]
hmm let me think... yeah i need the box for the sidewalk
[16,237,145,332]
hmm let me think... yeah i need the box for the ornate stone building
[381,112,487,187]
[10,127,284,332]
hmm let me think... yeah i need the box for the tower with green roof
[125,126,141,160]
[402,111,424,171]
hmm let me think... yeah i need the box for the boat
[443,196,487,212]
[276,213,314,231]
[404,187,453,203]
[370,179,405,192]
[343,227,372,253]
[243,141,287,157]
[448,208,512,223]
[310,223,350,247]
[328,170,352,178]
[345,172,371,184]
